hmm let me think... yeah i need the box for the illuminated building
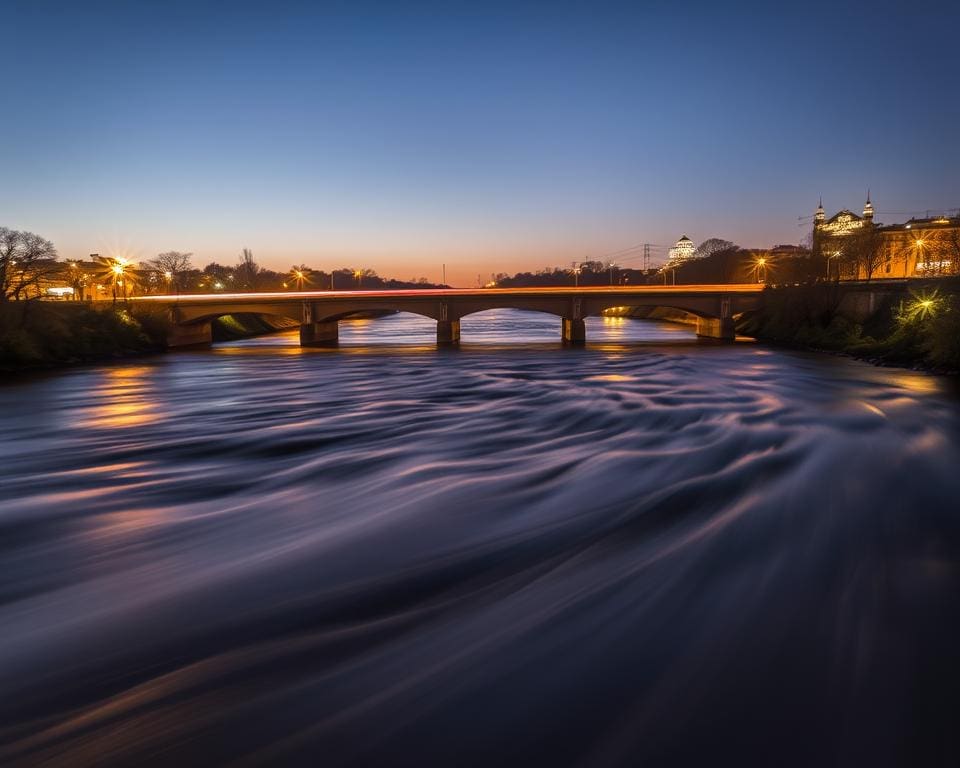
[667,235,696,264]
[813,195,959,278]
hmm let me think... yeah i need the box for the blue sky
[3,0,958,285]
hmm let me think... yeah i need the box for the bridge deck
[131,284,764,304]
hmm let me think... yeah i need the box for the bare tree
[0,227,59,301]
[235,248,263,291]
[150,251,193,293]
[912,228,959,276]
[693,238,737,260]
[940,228,960,275]
[840,227,886,281]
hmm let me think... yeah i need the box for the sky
[3,0,959,286]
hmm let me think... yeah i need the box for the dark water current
[2,309,960,766]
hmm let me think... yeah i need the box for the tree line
[135,249,446,294]
[0,227,446,301]
[492,241,819,288]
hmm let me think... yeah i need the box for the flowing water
[1,310,959,766]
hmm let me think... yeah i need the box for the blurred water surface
[1,309,959,766]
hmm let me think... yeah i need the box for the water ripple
[1,310,959,766]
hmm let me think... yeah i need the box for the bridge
[130,285,765,347]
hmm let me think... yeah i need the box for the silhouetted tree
[150,251,193,293]
[235,248,264,291]
[693,238,737,260]
[0,227,59,301]
[840,227,886,281]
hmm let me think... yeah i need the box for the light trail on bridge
[129,284,765,303]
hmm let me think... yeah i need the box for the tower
[815,196,825,224]
[863,190,874,222]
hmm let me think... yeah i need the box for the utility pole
[442,263,446,286]
[643,243,650,272]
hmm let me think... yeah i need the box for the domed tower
[815,196,825,224]
[863,191,874,223]
[668,235,695,263]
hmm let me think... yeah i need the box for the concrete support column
[562,317,586,344]
[167,322,212,348]
[300,320,339,346]
[695,317,736,340]
[437,319,460,345]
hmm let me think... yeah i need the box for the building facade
[813,196,960,279]
[667,235,696,264]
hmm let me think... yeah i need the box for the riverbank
[739,281,960,374]
[0,303,305,374]
[0,302,169,374]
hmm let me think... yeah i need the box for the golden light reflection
[885,371,941,394]
[77,367,160,429]
[58,461,147,477]
[585,374,633,382]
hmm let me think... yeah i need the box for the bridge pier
[167,322,212,348]
[695,317,736,340]
[300,320,339,346]
[437,319,460,345]
[562,317,585,345]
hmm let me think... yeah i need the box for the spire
[863,190,874,220]
[815,196,825,223]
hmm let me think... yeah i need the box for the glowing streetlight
[108,260,128,302]
[354,268,363,287]
[755,256,767,283]
[912,238,927,275]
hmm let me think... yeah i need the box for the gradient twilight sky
[3,1,959,286]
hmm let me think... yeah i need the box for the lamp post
[111,263,124,303]
[914,239,925,277]
[354,268,363,288]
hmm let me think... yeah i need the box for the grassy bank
[0,302,169,372]
[740,282,960,373]
[0,304,306,373]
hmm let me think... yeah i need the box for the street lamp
[755,256,767,284]
[354,268,363,287]
[572,265,582,287]
[110,262,126,302]
[914,238,926,276]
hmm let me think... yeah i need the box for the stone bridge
[129,285,765,347]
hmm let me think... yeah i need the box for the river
[1,309,959,766]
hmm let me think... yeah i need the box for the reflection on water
[75,366,160,429]
[1,309,959,767]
